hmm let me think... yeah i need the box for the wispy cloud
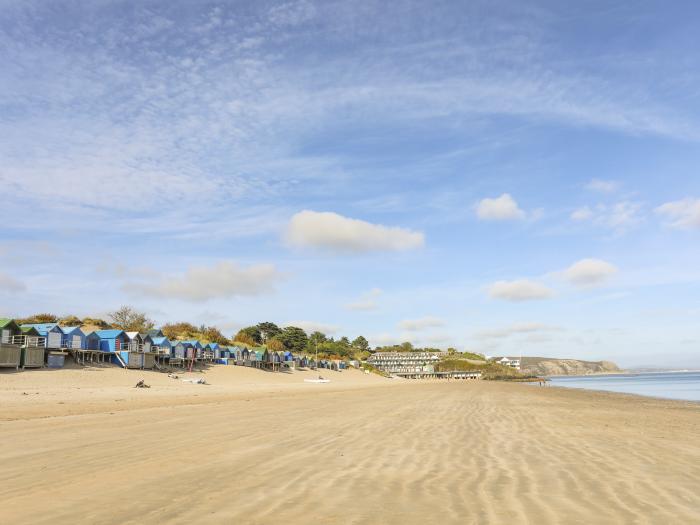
[0,272,26,293]
[123,261,282,302]
[345,288,383,311]
[585,179,619,193]
[475,322,561,340]
[285,320,339,335]
[656,198,700,229]
[487,279,555,301]
[398,316,445,331]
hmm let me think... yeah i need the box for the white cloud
[475,322,561,339]
[585,179,619,193]
[487,279,555,301]
[562,258,618,287]
[655,198,700,229]
[286,210,425,253]
[125,261,281,302]
[285,320,339,335]
[0,272,26,293]
[476,194,526,221]
[398,316,445,331]
[571,206,593,221]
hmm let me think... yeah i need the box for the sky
[1,0,700,368]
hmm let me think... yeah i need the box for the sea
[547,371,700,402]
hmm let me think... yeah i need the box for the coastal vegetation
[12,308,554,377]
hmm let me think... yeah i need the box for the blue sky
[1,0,700,367]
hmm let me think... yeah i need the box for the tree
[108,306,155,333]
[234,332,257,346]
[339,336,350,347]
[235,326,262,345]
[162,322,199,340]
[267,338,286,352]
[59,315,82,326]
[81,317,110,329]
[308,331,327,347]
[200,326,229,344]
[279,326,308,353]
[351,336,369,352]
[256,322,282,343]
[16,313,58,324]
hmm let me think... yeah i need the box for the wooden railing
[10,335,46,347]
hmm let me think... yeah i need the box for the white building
[367,352,441,374]
[490,356,521,370]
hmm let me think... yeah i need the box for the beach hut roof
[147,329,164,337]
[152,336,170,345]
[0,318,18,329]
[20,326,40,335]
[62,326,84,336]
[93,329,125,339]
[125,331,140,340]
[22,323,62,336]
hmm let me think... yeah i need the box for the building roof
[0,318,18,329]
[152,336,170,346]
[61,326,84,336]
[92,329,126,339]
[20,326,40,335]
[22,323,62,335]
[125,331,141,340]
[147,329,164,337]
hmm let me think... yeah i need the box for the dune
[0,366,698,524]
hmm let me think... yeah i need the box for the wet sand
[1,366,699,524]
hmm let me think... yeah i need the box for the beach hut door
[48,332,62,348]
[72,335,81,349]
[1,329,9,344]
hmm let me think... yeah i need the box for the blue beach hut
[22,323,64,349]
[61,326,86,350]
[151,336,172,356]
[85,329,128,352]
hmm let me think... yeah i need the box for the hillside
[520,357,621,376]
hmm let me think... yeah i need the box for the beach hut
[147,329,164,338]
[180,340,202,359]
[15,325,45,368]
[0,319,22,369]
[125,332,144,352]
[172,341,190,360]
[61,326,86,350]
[85,329,129,352]
[85,329,131,367]
[139,335,156,368]
[1,318,21,344]
[151,336,172,357]
[22,323,64,349]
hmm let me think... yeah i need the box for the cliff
[520,357,621,376]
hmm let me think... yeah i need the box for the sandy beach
[1,366,699,524]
